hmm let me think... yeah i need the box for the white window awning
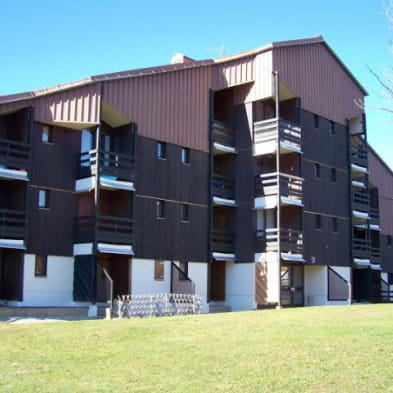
[281,253,305,262]
[213,196,236,207]
[100,176,135,191]
[212,252,236,261]
[0,167,28,181]
[97,243,134,255]
[0,239,26,250]
[213,142,236,154]
[353,258,371,267]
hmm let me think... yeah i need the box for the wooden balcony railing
[211,120,235,147]
[256,228,303,254]
[253,118,301,149]
[78,149,136,181]
[0,209,27,239]
[352,191,369,213]
[255,172,303,201]
[350,146,367,168]
[370,207,380,226]
[370,246,381,262]
[211,229,235,253]
[212,173,235,200]
[75,215,134,244]
[352,237,370,259]
[0,138,30,170]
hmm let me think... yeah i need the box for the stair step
[209,305,232,313]
[0,306,108,318]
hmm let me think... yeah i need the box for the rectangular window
[314,163,321,179]
[314,114,319,129]
[316,214,322,230]
[156,199,165,219]
[329,121,336,135]
[35,255,47,277]
[331,168,337,183]
[332,217,338,233]
[38,189,49,209]
[181,204,190,222]
[181,147,190,164]
[154,260,164,280]
[179,261,188,280]
[42,125,52,143]
[388,235,392,247]
[157,142,166,159]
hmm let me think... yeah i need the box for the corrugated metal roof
[0,36,367,105]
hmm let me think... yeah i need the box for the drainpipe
[273,71,281,308]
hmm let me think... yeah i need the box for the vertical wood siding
[27,187,74,256]
[103,67,212,152]
[368,149,393,235]
[136,136,209,205]
[0,84,101,125]
[303,212,350,266]
[134,197,208,262]
[30,124,80,190]
[273,44,364,125]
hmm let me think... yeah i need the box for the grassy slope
[1,304,393,393]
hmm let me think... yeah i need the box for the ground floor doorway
[0,249,23,301]
[210,260,226,301]
[280,264,303,306]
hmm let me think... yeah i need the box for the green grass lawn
[1,304,393,393]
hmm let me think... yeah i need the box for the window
[329,121,336,136]
[332,217,338,233]
[42,125,52,143]
[181,147,190,164]
[181,204,190,222]
[35,255,47,277]
[314,163,321,179]
[156,199,165,219]
[316,214,322,230]
[331,168,337,183]
[38,189,49,209]
[314,114,319,129]
[388,235,392,247]
[157,142,166,159]
[179,261,188,280]
[154,260,164,280]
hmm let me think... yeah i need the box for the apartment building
[0,36,392,312]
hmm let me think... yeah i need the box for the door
[210,260,226,301]
[280,264,303,306]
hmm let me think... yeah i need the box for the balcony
[77,149,136,182]
[0,138,29,181]
[352,238,370,259]
[212,173,235,201]
[352,191,369,213]
[0,209,27,240]
[211,120,235,151]
[370,246,381,263]
[75,215,134,245]
[211,229,235,253]
[255,172,303,208]
[350,146,367,169]
[253,118,302,155]
[370,207,380,228]
[256,228,303,254]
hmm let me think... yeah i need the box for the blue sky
[1,0,392,168]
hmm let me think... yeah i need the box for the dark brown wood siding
[30,123,80,190]
[301,109,351,266]
[303,212,350,266]
[136,136,209,205]
[27,187,74,256]
[134,196,208,262]
[27,123,79,256]
[381,234,393,273]
[234,103,254,262]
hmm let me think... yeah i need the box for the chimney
[171,53,195,64]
